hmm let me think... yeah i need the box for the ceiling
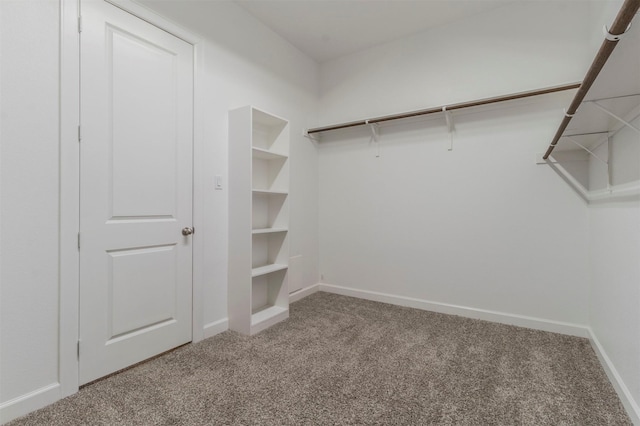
[234,0,512,63]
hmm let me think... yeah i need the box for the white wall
[319,97,591,326]
[589,200,640,421]
[137,0,320,330]
[581,44,640,418]
[319,1,594,125]
[584,3,640,408]
[0,0,319,421]
[317,1,598,327]
[0,0,61,413]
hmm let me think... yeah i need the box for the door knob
[182,227,194,236]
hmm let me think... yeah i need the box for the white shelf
[252,228,288,234]
[252,189,288,196]
[548,12,640,202]
[252,147,288,160]
[251,263,288,278]
[251,305,288,326]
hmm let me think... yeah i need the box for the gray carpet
[9,292,631,425]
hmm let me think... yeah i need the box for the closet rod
[306,83,580,135]
[542,0,640,160]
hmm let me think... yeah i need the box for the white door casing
[79,0,194,385]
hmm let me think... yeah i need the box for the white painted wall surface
[318,1,594,125]
[317,1,600,325]
[589,201,640,418]
[586,80,640,418]
[318,97,590,325]
[137,0,319,329]
[0,0,61,408]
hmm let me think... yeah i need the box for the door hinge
[78,125,81,143]
[78,16,82,33]
[77,232,81,250]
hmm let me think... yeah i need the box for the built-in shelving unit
[541,0,640,202]
[229,106,290,335]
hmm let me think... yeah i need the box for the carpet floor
[8,292,631,425]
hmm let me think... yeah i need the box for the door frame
[60,0,205,398]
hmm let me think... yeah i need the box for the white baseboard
[290,283,320,303]
[319,283,589,338]
[0,382,61,425]
[588,329,640,425]
[202,318,229,340]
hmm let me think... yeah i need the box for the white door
[79,0,194,385]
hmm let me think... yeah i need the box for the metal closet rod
[306,83,581,135]
[543,0,640,160]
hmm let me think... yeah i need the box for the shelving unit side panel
[228,106,254,334]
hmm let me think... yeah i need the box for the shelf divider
[252,189,288,195]
[252,147,288,160]
[252,228,288,235]
[251,263,288,278]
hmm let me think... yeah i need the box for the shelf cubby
[252,191,288,230]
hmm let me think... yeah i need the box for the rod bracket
[442,106,454,133]
[365,120,379,142]
[302,129,319,142]
[442,106,455,151]
[603,23,631,41]
[564,108,575,118]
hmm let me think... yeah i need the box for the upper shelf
[545,0,640,157]
[583,17,640,103]
[559,16,640,149]
[542,1,640,202]
[560,96,640,151]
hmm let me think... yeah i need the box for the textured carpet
[9,292,631,425]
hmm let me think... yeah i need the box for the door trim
[60,0,205,398]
